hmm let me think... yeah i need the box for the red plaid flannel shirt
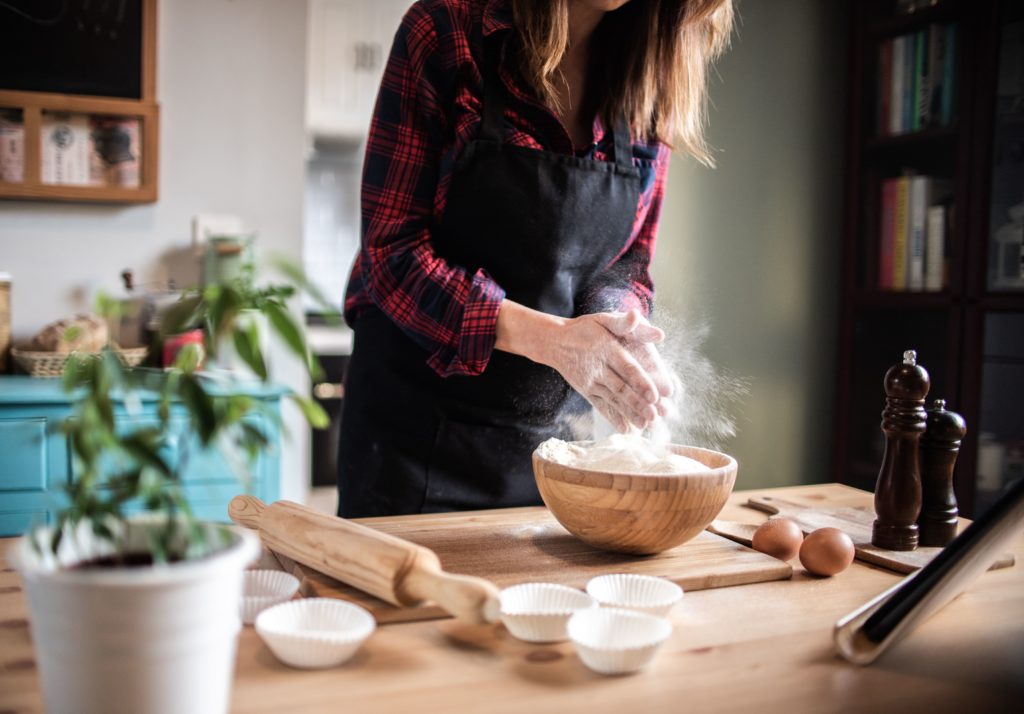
[344,0,670,377]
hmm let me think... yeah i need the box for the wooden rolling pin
[229,496,500,624]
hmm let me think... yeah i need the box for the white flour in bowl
[536,432,711,475]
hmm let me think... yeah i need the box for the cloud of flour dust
[554,314,749,450]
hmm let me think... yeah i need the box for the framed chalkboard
[0,0,150,100]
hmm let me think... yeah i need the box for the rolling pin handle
[400,558,502,625]
[229,495,266,530]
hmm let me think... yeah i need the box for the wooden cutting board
[273,506,791,624]
[708,494,1016,575]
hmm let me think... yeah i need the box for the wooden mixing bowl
[532,444,738,555]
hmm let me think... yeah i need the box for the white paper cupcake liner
[255,598,375,669]
[585,574,683,618]
[568,607,673,675]
[499,583,598,643]
[241,570,301,624]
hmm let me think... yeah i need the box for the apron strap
[610,116,634,171]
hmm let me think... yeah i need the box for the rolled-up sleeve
[359,4,505,377]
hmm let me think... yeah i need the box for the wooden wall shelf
[0,0,158,204]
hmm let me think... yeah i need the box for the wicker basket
[11,345,149,378]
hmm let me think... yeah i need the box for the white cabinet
[306,0,411,140]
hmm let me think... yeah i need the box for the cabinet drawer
[69,415,273,487]
[0,418,49,492]
[0,509,48,537]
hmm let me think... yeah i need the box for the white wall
[653,0,847,489]
[0,0,312,503]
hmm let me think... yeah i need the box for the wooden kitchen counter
[2,483,1022,713]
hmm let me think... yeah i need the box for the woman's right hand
[496,301,674,431]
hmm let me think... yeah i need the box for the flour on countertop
[536,432,711,475]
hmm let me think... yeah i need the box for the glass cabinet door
[987,4,1024,292]
[975,312,1024,515]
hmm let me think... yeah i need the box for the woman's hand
[495,301,674,431]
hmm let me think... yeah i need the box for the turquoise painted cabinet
[0,376,283,536]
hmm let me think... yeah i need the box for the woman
[339,0,734,517]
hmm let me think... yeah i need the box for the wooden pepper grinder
[872,349,930,551]
[917,399,967,547]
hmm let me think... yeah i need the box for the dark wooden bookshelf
[833,0,1024,518]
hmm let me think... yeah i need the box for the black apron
[338,35,642,517]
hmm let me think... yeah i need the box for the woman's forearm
[494,299,566,367]
[494,299,670,431]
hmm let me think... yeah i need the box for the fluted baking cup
[241,570,300,624]
[499,583,598,643]
[255,598,375,669]
[568,607,673,675]
[585,574,683,618]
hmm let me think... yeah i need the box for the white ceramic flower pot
[8,519,260,714]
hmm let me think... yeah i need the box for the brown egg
[799,527,855,577]
[751,518,804,561]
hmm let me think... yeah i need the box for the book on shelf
[39,112,142,188]
[879,179,897,290]
[908,174,930,289]
[890,36,906,135]
[893,176,910,289]
[941,24,956,126]
[902,33,915,133]
[925,204,947,291]
[879,174,953,291]
[878,40,892,136]
[0,109,23,183]
[878,23,957,136]
[41,112,92,185]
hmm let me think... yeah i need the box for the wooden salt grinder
[872,350,930,551]
[918,399,967,547]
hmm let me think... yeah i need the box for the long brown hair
[511,0,734,166]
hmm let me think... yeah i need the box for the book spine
[912,30,925,131]
[919,28,932,129]
[879,179,897,289]
[908,175,930,290]
[0,111,24,183]
[925,205,947,291]
[893,176,910,290]
[903,33,916,133]
[942,24,957,125]
[891,36,906,134]
[879,40,892,136]
[926,24,942,128]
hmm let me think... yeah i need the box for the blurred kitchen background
[1,0,1021,517]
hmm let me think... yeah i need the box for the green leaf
[180,375,217,445]
[159,294,203,337]
[62,352,89,391]
[208,286,242,351]
[62,324,83,343]
[93,291,126,321]
[263,301,305,360]
[289,394,330,429]
[231,323,268,380]
[121,430,173,479]
[270,256,342,321]
[173,342,204,374]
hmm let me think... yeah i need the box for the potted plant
[7,265,330,714]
